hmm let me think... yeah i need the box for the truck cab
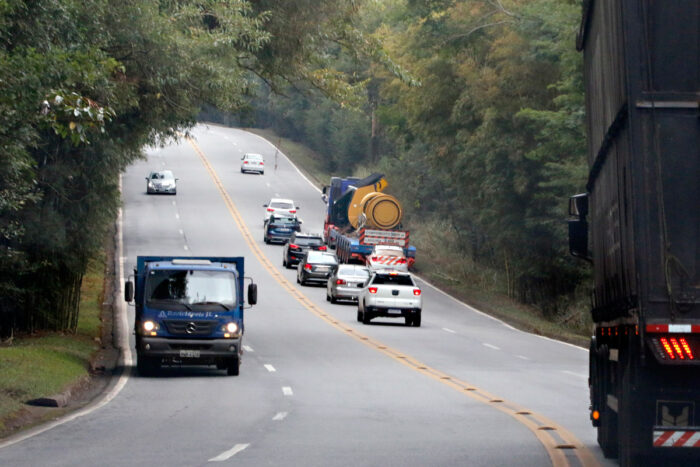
[125,257,257,376]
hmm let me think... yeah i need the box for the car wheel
[296,274,301,284]
[326,293,331,302]
[361,304,371,324]
[356,309,362,322]
[240,168,244,173]
[413,312,422,327]
[227,357,240,376]
[405,316,412,326]
[330,294,337,304]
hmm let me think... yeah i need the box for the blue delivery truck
[124,256,257,376]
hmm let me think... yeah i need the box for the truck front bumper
[138,336,241,363]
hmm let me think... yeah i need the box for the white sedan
[263,198,298,222]
[241,153,264,174]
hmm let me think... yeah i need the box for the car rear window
[374,247,404,257]
[270,217,297,225]
[295,237,323,246]
[270,201,293,209]
[246,154,263,160]
[307,252,337,264]
[371,274,414,286]
[338,265,370,277]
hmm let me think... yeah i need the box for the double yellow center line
[187,136,598,467]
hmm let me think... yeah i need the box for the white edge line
[483,343,500,350]
[516,355,530,360]
[237,127,586,353]
[242,345,253,352]
[208,443,250,462]
[272,412,288,421]
[442,328,456,334]
[282,386,293,396]
[0,177,133,450]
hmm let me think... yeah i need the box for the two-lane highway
[0,124,612,466]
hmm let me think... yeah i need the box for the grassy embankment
[0,257,105,437]
[246,127,590,347]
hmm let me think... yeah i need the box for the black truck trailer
[569,1,699,465]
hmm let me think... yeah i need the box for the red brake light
[244,161,248,164]
[398,258,407,264]
[371,256,378,261]
[304,264,312,271]
[289,209,296,213]
[669,338,685,360]
[260,162,264,165]
[413,289,421,296]
[318,245,327,251]
[368,287,378,294]
[679,338,695,360]
[267,208,274,212]
[289,243,299,250]
[336,279,346,285]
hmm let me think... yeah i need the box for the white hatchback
[263,198,298,222]
[241,153,264,174]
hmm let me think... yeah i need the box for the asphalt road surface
[0,124,613,466]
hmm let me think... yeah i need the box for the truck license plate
[179,350,200,358]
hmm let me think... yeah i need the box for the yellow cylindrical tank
[356,192,403,230]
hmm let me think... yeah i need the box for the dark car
[263,215,302,244]
[296,251,338,286]
[282,233,326,268]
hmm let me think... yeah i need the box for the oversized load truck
[568,1,699,465]
[322,173,416,267]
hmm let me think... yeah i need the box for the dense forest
[248,0,589,321]
[1,0,590,338]
[0,0,375,337]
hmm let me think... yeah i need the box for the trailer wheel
[617,342,651,467]
[227,357,240,376]
[594,344,618,458]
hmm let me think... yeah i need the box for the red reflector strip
[646,324,700,333]
[653,430,700,448]
[679,338,695,359]
[659,338,676,359]
[669,338,685,360]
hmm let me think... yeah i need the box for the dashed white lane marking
[562,370,587,379]
[442,327,456,334]
[184,245,189,251]
[179,229,184,235]
[243,345,254,352]
[483,343,500,350]
[272,412,288,421]
[208,443,250,462]
[175,213,180,220]
[266,182,271,188]
[516,355,530,360]
[282,386,293,396]
[264,364,276,372]
[172,200,176,206]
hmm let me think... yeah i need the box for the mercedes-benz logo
[185,322,197,334]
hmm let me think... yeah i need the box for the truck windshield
[145,269,237,309]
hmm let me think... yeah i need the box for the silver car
[326,265,370,303]
[146,170,177,195]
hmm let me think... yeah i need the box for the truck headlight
[143,320,156,332]
[225,322,239,334]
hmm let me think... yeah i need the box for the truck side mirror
[125,280,134,302]
[247,283,258,305]
[568,193,592,262]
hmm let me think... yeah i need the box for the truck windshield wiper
[191,301,230,311]
[147,299,192,311]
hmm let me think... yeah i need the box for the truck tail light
[336,279,346,285]
[304,264,312,271]
[398,258,407,264]
[679,338,695,359]
[669,338,685,360]
[413,289,421,296]
[659,338,676,360]
[371,256,378,261]
[368,287,378,294]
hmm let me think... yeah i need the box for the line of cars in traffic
[262,199,423,327]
